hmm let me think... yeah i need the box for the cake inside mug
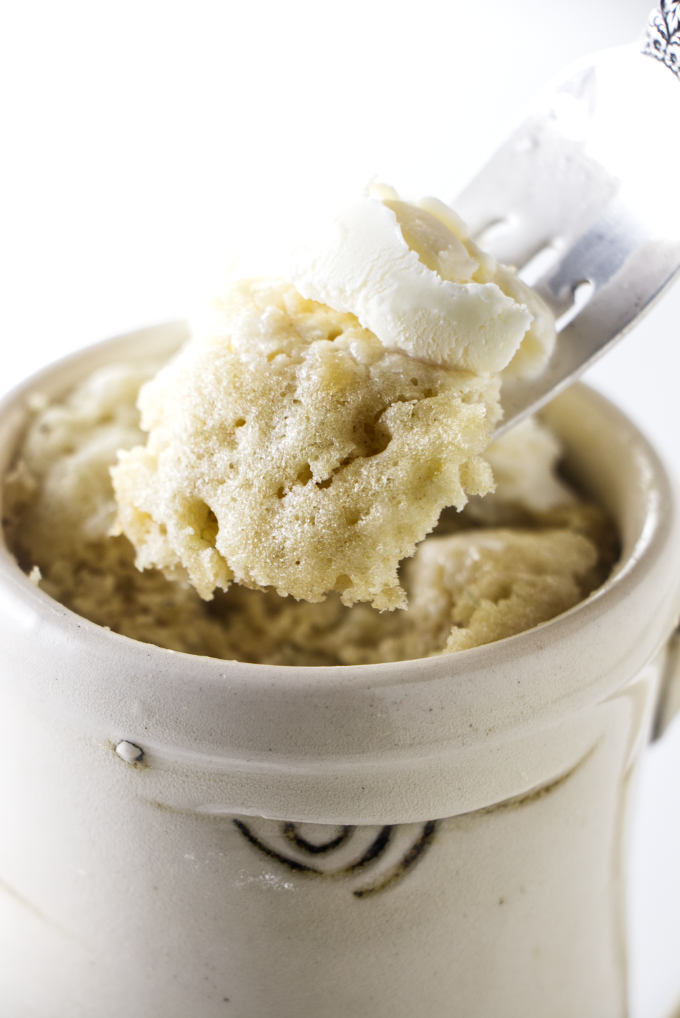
[2,187,618,664]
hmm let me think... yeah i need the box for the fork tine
[531,199,649,318]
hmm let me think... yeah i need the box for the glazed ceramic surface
[1,325,679,1018]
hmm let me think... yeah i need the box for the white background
[2,2,679,1015]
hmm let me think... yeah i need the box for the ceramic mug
[0,323,679,1018]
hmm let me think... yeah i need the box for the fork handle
[643,1,680,78]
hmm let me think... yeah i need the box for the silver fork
[453,1,680,434]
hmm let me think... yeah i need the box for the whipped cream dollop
[291,184,556,377]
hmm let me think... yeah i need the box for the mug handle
[653,624,680,738]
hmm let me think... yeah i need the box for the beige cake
[111,281,500,611]
[4,359,615,665]
[109,189,558,610]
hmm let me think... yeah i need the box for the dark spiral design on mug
[232,818,438,897]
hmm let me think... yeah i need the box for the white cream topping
[291,186,556,376]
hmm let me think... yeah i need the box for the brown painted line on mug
[232,818,394,878]
[282,822,357,854]
[352,820,439,899]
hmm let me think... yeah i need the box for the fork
[453,1,680,435]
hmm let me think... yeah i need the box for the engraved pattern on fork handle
[642,0,680,78]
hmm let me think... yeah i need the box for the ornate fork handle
[643,0,680,78]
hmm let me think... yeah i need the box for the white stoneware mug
[0,324,679,1018]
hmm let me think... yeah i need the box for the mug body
[0,324,678,1018]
